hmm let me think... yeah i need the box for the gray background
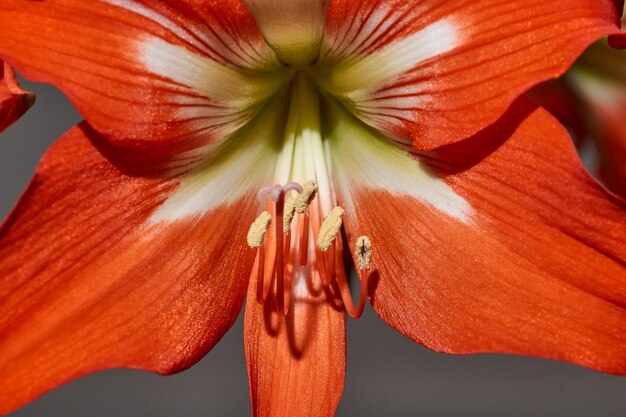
[2,81,626,417]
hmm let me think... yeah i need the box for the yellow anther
[355,236,372,270]
[317,206,345,252]
[247,211,272,248]
[295,180,318,214]
[283,196,297,233]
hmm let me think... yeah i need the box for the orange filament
[334,237,369,319]
[299,214,310,266]
[274,191,286,315]
[256,244,265,303]
[249,182,372,319]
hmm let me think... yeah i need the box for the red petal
[335,99,626,374]
[244,266,346,417]
[526,79,589,147]
[0,125,261,414]
[320,0,624,149]
[0,61,34,132]
[608,12,626,48]
[0,0,283,169]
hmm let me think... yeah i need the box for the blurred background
[2,75,626,417]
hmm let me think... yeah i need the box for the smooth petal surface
[0,0,286,168]
[0,121,275,414]
[0,61,34,132]
[316,0,624,149]
[244,249,346,417]
[242,0,330,66]
[526,79,590,147]
[327,98,626,374]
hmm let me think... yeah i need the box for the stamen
[294,180,318,214]
[299,214,311,267]
[248,211,273,304]
[251,184,371,320]
[297,181,318,266]
[316,206,345,252]
[256,183,305,316]
[335,236,373,319]
[247,211,272,248]
[355,236,372,271]
[283,196,298,233]
[273,189,287,316]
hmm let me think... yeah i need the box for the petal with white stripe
[324,98,472,224]
[0,0,287,169]
[335,99,626,375]
[317,0,624,149]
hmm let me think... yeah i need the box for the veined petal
[324,98,472,224]
[244,258,346,417]
[526,79,590,147]
[0,114,279,413]
[0,0,287,169]
[315,0,624,149]
[0,61,34,132]
[328,98,626,374]
[242,0,330,66]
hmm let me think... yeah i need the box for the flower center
[247,181,372,319]
[246,72,372,318]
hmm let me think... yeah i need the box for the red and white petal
[0,61,34,132]
[0,110,282,413]
[526,79,590,147]
[243,0,330,66]
[244,264,346,417]
[327,99,626,374]
[317,0,624,149]
[0,0,286,168]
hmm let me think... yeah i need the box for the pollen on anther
[283,196,297,233]
[355,236,372,270]
[247,211,272,248]
[295,181,318,214]
[317,206,345,252]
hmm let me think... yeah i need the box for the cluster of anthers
[247,181,372,318]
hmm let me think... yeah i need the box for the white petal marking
[326,101,472,223]
[103,0,278,67]
[148,96,287,224]
[101,0,196,45]
[140,37,285,106]
[326,18,459,95]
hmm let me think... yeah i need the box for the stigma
[247,181,372,319]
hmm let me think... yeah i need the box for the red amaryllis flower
[0,61,34,132]
[0,1,625,416]
[529,16,626,198]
